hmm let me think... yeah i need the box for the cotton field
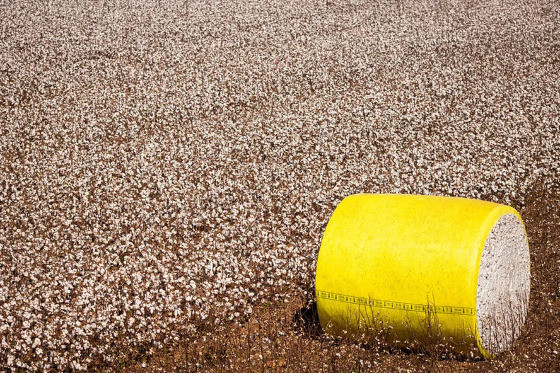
[0,0,559,371]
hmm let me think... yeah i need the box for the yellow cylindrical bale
[315,194,530,358]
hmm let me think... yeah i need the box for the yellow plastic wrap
[315,194,525,358]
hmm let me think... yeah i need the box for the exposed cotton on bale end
[477,214,530,355]
[315,194,530,358]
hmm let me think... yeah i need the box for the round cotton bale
[315,194,530,358]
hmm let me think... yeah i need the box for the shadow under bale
[293,300,323,338]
